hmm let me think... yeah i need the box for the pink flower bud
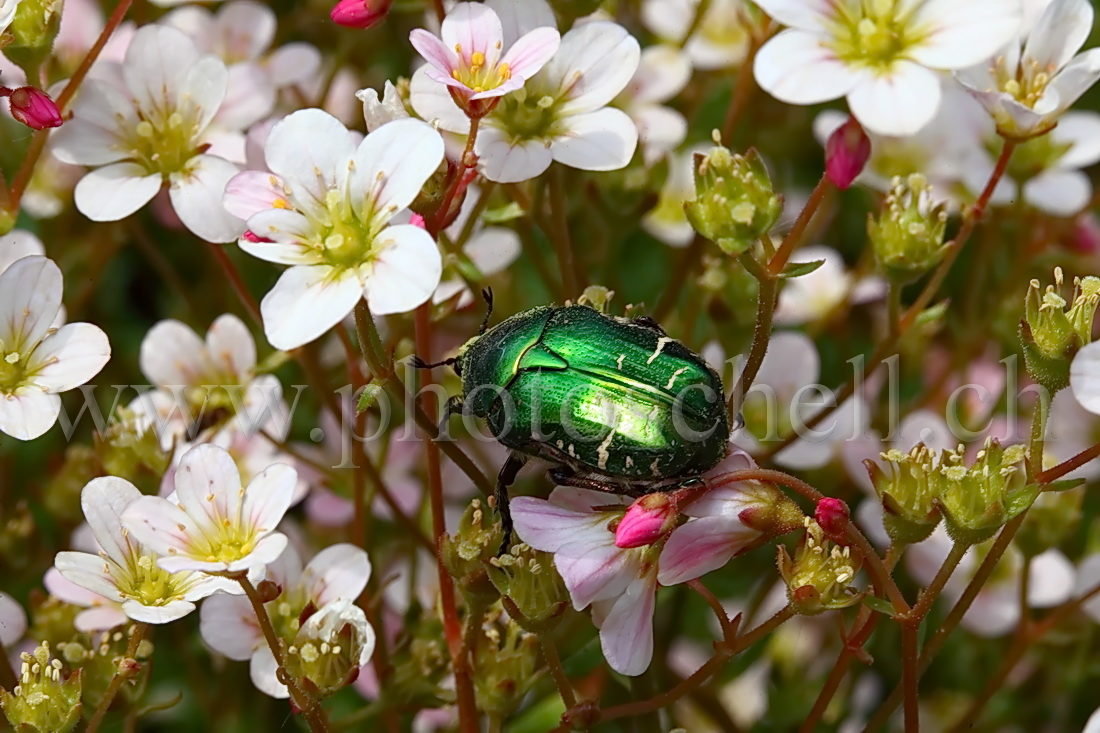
[615,494,676,549]
[409,212,427,229]
[1074,213,1100,254]
[5,87,63,130]
[824,117,870,190]
[815,497,850,537]
[331,0,391,29]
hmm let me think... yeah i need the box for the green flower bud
[1016,488,1082,558]
[470,612,539,719]
[285,601,374,700]
[0,642,82,733]
[1021,268,1100,392]
[867,174,948,283]
[937,440,1038,546]
[76,627,150,709]
[777,519,863,615]
[864,446,942,546]
[4,0,62,77]
[486,543,569,633]
[441,499,503,607]
[684,144,782,257]
[96,415,170,494]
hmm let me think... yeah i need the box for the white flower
[512,486,658,676]
[616,45,692,166]
[774,245,886,325]
[223,110,446,350]
[53,477,229,624]
[957,0,1100,138]
[753,0,1022,136]
[409,2,560,106]
[200,543,371,698]
[0,592,26,648]
[121,443,296,577]
[1070,340,1100,415]
[51,25,246,243]
[161,0,323,130]
[357,80,410,133]
[0,229,45,274]
[410,0,641,183]
[0,0,20,34]
[642,145,708,246]
[641,0,753,70]
[0,256,111,441]
[1003,110,1100,217]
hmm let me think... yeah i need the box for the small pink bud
[331,0,391,29]
[824,117,870,190]
[6,87,64,130]
[615,494,677,549]
[815,497,850,537]
[1073,213,1100,254]
[409,212,427,229]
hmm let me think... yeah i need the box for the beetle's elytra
[421,298,731,550]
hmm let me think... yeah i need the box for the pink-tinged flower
[824,117,870,189]
[51,25,245,243]
[53,477,230,624]
[957,0,1100,139]
[3,87,63,130]
[200,543,371,698]
[616,494,678,549]
[331,0,391,29]
[410,2,560,116]
[223,110,445,350]
[753,0,1021,136]
[44,567,127,632]
[0,592,26,648]
[410,0,640,183]
[0,256,111,441]
[658,452,798,585]
[511,487,658,676]
[121,443,296,578]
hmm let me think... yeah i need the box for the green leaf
[356,384,384,414]
[482,201,525,223]
[255,350,292,374]
[1044,477,1087,493]
[914,300,949,327]
[779,259,825,279]
[862,595,895,616]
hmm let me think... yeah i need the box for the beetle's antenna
[410,355,458,370]
[479,288,495,335]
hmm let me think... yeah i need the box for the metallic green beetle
[418,296,731,549]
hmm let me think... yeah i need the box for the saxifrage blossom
[224,110,445,349]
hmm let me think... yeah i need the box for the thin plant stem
[85,623,149,733]
[767,173,831,277]
[205,243,263,327]
[901,622,919,733]
[729,249,778,420]
[1038,439,1100,483]
[688,578,738,641]
[904,542,968,622]
[540,636,576,709]
[414,305,480,733]
[719,21,766,142]
[547,165,581,298]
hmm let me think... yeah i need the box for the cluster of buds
[867,173,949,283]
[865,445,943,545]
[441,499,504,606]
[937,440,1037,546]
[684,139,783,257]
[0,642,82,733]
[777,519,862,615]
[1021,268,1100,391]
[56,627,152,709]
[284,601,374,699]
[487,542,568,633]
[470,611,539,719]
[0,85,62,130]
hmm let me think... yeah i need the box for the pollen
[471,51,485,69]
[273,198,290,210]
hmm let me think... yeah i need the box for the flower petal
[140,320,206,385]
[351,118,445,216]
[250,647,289,698]
[410,29,459,76]
[753,0,835,31]
[475,125,553,183]
[74,606,129,633]
[1071,341,1100,415]
[122,598,197,624]
[657,516,746,585]
[260,264,364,350]
[81,476,142,567]
[242,462,296,535]
[510,496,601,553]
[1022,0,1092,73]
[50,78,136,166]
[53,551,124,603]
[754,29,863,105]
[303,543,371,606]
[265,109,357,221]
[122,495,203,558]
[122,26,201,118]
[239,209,321,266]
[206,314,256,380]
[441,2,505,68]
[169,155,246,243]
[31,323,111,393]
[200,593,260,660]
[1,255,63,352]
[1023,168,1090,217]
[909,0,1023,69]
[550,22,641,114]
[224,170,289,221]
[0,390,61,441]
[597,572,657,676]
[500,26,561,79]
[847,60,941,136]
[364,225,442,316]
[409,65,471,134]
[551,107,638,172]
[1047,48,1100,114]
[74,163,163,222]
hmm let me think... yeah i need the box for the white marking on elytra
[665,366,689,389]
[597,430,614,470]
[650,457,661,476]
[567,443,576,458]
[647,337,673,364]
[556,440,564,449]
[625,455,634,469]
[615,353,626,370]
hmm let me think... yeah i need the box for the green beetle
[417,295,731,549]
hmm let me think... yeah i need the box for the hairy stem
[85,623,149,733]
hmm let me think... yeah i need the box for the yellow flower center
[827,0,922,70]
[116,552,195,607]
[450,42,513,93]
[125,106,206,177]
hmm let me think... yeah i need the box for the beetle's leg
[548,467,625,494]
[630,315,668,336]
[495,451,526,555]
[410,355,458,370]
[479,288,495,335]
[437,395,464,439]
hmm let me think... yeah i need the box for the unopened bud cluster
[777,518,862,615]
[471,611,539,718]
[868,173,948,283]
[285,601,373,699]
[487,542,569,633]
[442,498,504,605]
[0,642,82,733]
[865,445,943,545]
[1021,268,1100,391]
[684,142,782,257]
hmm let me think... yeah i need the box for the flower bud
[814,497,849,538]
[937,439,1039,546]
[684,144,783,257]
[356,79,409,132]
[777,519,863,615]
[330,0,391,29]
[285,601,374,699]
[441,499,503,606]
[487,543,569,633]
[4,0,61,74]
[864,446,942,546]
[824,117,870,189]
[1021,268,1100,392]
[734,480,805,538]
[4,86,62,129]
[868,174,948,283]
[471,613,539,718]
[615,493,678,548]
[0,642,82,733]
